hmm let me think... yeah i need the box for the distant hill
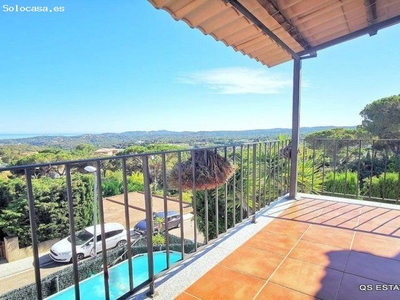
[0,126,356,149]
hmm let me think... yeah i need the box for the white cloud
[178,67,292,95]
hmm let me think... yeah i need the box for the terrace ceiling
[149,0,400,67]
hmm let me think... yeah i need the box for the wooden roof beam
[226,0,300,59]
[297,15,400,56]
[365,0,378,35]
[257,0,311,49]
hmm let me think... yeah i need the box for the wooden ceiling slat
[199,8,242,33]
[183,1,231,28]
[291,0,363,27]
[305,14,368,43]
[149,0,400,67]
[212,17,253,40]
[224,28,263,46]
[248,42,283,58]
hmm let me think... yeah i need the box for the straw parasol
[168,150,236,191]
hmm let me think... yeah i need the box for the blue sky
[1,0,399,134]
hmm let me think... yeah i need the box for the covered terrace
[139,1,400,299]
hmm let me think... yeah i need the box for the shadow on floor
[316,250,400,300]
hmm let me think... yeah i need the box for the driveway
[103,192,193,229]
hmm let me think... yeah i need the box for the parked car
[130,229,143,242]
[49,223,127,263]
[134,211,181,235]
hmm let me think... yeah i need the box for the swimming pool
[46,251,182,300]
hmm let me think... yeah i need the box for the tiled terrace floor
[173,196,400,300]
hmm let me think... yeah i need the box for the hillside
[0,126,355,149]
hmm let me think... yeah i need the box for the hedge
[0,174,94,247]
[323,172,359,196]
[362,172,400,201]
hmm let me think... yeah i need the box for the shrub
[0,174,93,247]
[127,172,144,192]
[362,172,400,201]
[297,160,323,194]
[102,172,144,197]
[195,188,245,240]
[323,172,359,196]
[102,177,123,197]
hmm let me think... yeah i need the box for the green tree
[118,144,185,192]
[10,148,76,177]
[360,94,400,153]
[304,127,372,150]
[0,174,94,247]
[0,145,39,165]
[73,144,95,155]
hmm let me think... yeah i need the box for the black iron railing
[299,139,400,203]
[0,141,290,300]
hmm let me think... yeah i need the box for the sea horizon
[0,133,84,140]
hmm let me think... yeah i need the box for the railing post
[142,155,155,296]
[232,146,236,227]
[177,152,185,258]
[25,168,42,300]
[191,150,198,250]
[65,165,81,300]
[161,153,170,267]
[289,57,301,199]
[96,160,110,300]
[252,144,257,223]
[122,158,134,292]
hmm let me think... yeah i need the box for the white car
[50,223,127,263]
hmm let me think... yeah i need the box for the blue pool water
[46,251,182,300]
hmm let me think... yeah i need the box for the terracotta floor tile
[301,225,354,249]
[358,207,392,223]
[175,292,200,300]
[294,200,330,209]
[289,198,325,209]
[286,200,329,212]
[376,209,400,221]
[319,204,362,219]
[286,210,323,222]
[336,273,395,300]
[280,201,326,218]
[314,215,358,229]
[173,199,400,300]
[319,201,349,210]
[219,246,285,280]
[357,211,399,224]
[352,232,400,259]
[289,240,348,271]
[270,257,342,299]
[243,230,298,256]
[185,265,265,300]
[355,223,381,232]
[255,282,315,300]
[367,225,400,238]
[261,218,310,238]
[322,202,362,215]
[323,202,362,211]
[345,251,400,284]
[356,213,400,234]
